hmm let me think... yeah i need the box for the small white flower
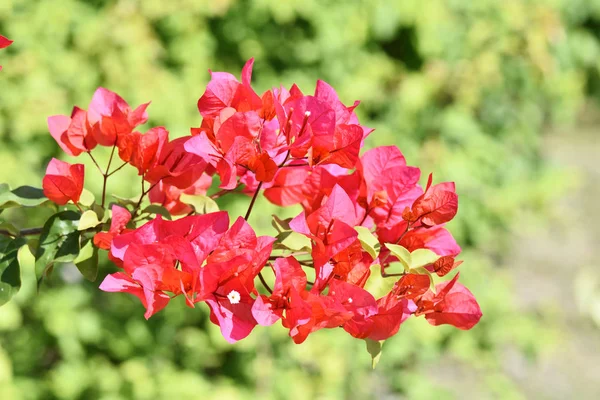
[304,111,311,117]
[347,298,353,304]
[227,290,241,304]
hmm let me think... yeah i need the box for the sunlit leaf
[78,210,101,231]
[410,248,439,268]
[79,188,96,207]
[363,264,396,299]
[385,243,412,271]
[355,226,380,259]
[179,193,219,214]
[273,231,312,252]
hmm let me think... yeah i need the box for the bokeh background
[1,0,600,399]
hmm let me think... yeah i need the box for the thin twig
[210,184,241,200]
[244,181,264,221]
[100,145,117,208]
[381,272,406,278]
[132,176,159,218]
[87,152,103,175]
[258,271,273,294]
[0,227,44,237]
[107,162,128,177]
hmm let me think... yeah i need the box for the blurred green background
[2,0,600,399]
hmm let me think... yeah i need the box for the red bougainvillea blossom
[42,158,84,206]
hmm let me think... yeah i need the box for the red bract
[263,166,311,206]
[146,136,208,189]
[0,35,13,71]
[99,272,171,318]
[415,274,482,330]
[125,127,169,175]
[357,146,422,229]
[42,158,84,205]
[399,225,461,257]
[93,205,132,250]
[403,174,458,227]
[48,107,98,156]
[0,35,12,49]
[329,279,378,339]
[428,255,463,277]
[290,185,362,280]
[252,256,311,328]
[197,58,262,118]
[87,87,150,146]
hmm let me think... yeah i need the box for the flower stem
[258,271,273,294]
[244,181,263,221]
[0,227,43,237]
[107,162,127,177]
[100,145,117,208]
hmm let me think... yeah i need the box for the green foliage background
[1,0,599,399]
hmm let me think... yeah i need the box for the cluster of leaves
[1,57,481,364]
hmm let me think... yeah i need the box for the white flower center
[348,297,353,304]
[227,290,241,304]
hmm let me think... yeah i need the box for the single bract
[1,58,481,364]
[0,35,13,71]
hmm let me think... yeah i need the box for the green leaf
[79,189,95,207]
[0,185,48,209]
[0,221,20,237]
[179,194,219,214]
[74,240,99,281]
[355,226,380,259]
[363,264,397,298]
[0,236,27,306]
[142,204,173,220]
[111,194,138,207]
[34,211,81,285]
[273,231,312,252]
[78,210,101,231]
[92,203,106,221]
[385,243,412,272]
[410,248,439,268]
[385,244,440,273]
[364,338,384,369]
[271,215,292,233]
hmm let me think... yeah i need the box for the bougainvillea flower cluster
[42,58,481,349]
